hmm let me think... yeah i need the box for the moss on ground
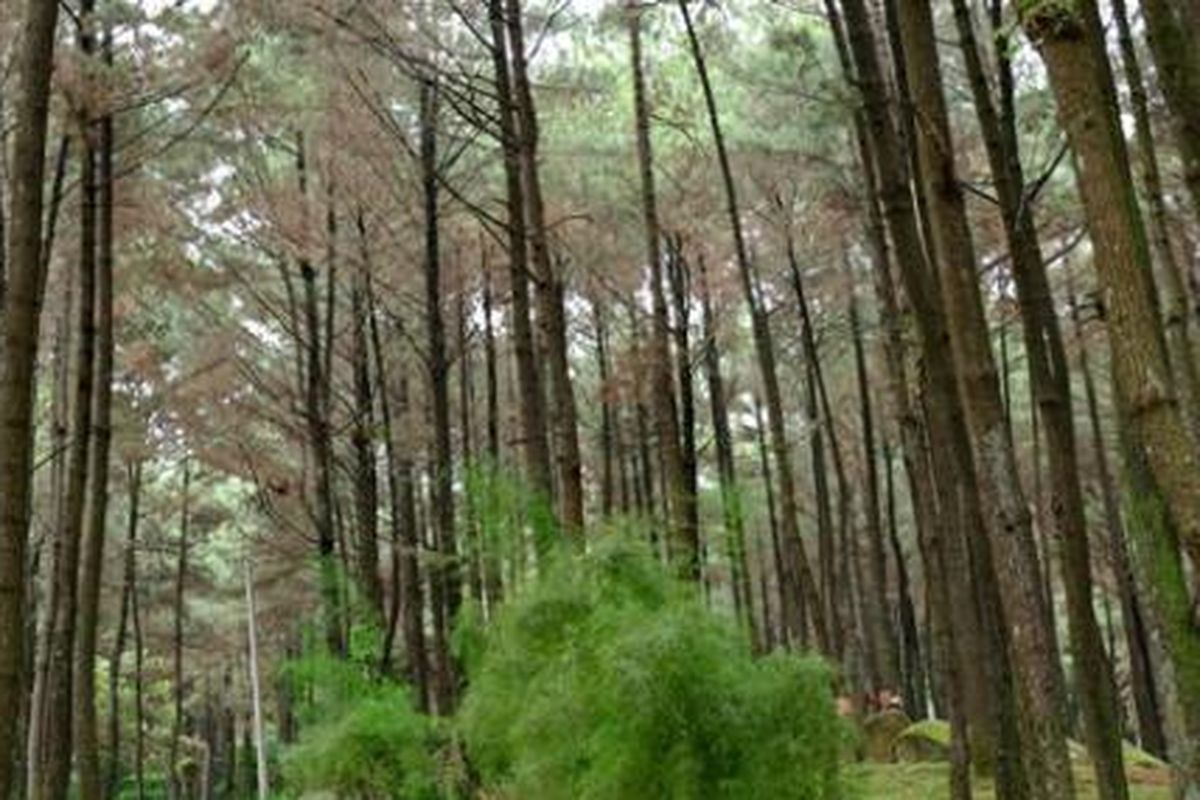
[849,762,1171,799]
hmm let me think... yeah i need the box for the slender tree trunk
[1111,0,1200,443]
[419,78,459,715]
[1141,0,1200,224]
[107,463,142,797]
[487,0,553,514]
[678,0,828,653]
[481,265,504,611]
[753,396,791,651]
[952,3,1128,796]
[459,292,485,608]
[0,0,59,789]
[1020,4,1200,790]
[351,212,384,621]
[296,136,342,657]
[697,255,756,644]
[42,10,101,790]
[170,458,192,800]
[244,561,269,800]
[504,0,584,533]
[76,34,116,796]
[1070,283,1167,758]
[849,279,900,695]
[883,441,926,719]
[626,2,696,574]
[132,536,146,800]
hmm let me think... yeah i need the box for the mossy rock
[892,719,951,763]
[863,709,912,762]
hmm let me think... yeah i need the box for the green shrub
[281,657,443,799]
[457,533,844,800]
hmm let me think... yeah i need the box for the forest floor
[849,762,1173,799]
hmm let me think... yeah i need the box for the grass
[849,762,1172,799]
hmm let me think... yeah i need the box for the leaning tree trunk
[950,2,1127,796]
[0,4,59,792]
[678,0,828,653]
[625,0,696,575]
[505,0,585,533]
[41,9,101,791]
[76,38,116,797]
[1019,0,1200,792]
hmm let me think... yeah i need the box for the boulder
[862,709,912,762]
[892,719,951,763]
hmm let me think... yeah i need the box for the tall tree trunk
[459,292,485,608]
[1111,0,1200,443]
[677,0,828,653]
[626,2,696,575]
[697,255,755,643]
[848,279,900,695]
[244,561,269,800]
[351,212,384,621]
[1141,0,1200,224]
[132,531,146,800]
[504,0,584,533]
[883,441,926,719]
[419,78,459,714]
[832,0,1023,790]
[481,265,504,611]
[170,458,192,800]
[666,240,701,573]
[952,3,1128,796]
[894,4,1074,797]
[41,8,101,790]
[1069,282,1167,758]
[108,462,142,798]
[753,396,791,651]
[76,33,116,796]
[297,136,342,657]
[0,2,59,790]
[1020,3,1200,790]
[367,257,428,706]
[487,0,553,515]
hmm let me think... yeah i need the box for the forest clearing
[3,0,1200,797]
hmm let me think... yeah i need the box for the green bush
[457,533,844,800]
[281,657,443,799]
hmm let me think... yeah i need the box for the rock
[892,719,951,763]
[862,709,912,762]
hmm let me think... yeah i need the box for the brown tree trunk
[848,279,900,694]
[1069,283,1167,758]
[41,10,101,791]
[351,211,384,621]
[952,3,1128,796]
[296,136,342,657]
[831,1,1019,791]
[169,458,192,800]
[1020,4,1200,790]
[626,1,696,574]
[894,4,1074,796]
[76,39,116,796]
[369,281,428,707]
[504,0,584,533]
[108,462,142,797]
[678,0,828,653]
[697,255,756,644]
[487,0,553,516]
[1142,0,1200,225]
[418,78,458,716]
[1111,0,1200,444]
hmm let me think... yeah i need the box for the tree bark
[487,0,553,516]
[169,458,192,800]
[951,3,1128,796]
[351,211,384,621]
[678,0,828,653]
[76,34,116,795]
[1019,6,1200,791]
[626,2,697,576]
[244,561,269,800]
[419,78,459,715]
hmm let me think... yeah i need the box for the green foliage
[281,656,444,799]
[457,532,844,800]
